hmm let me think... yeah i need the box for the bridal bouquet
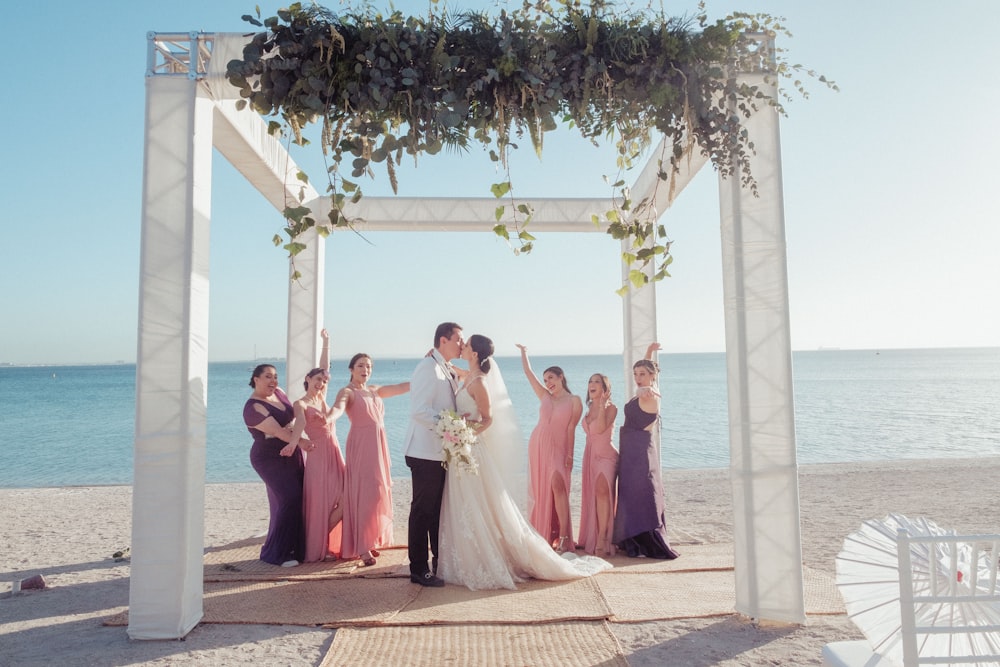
[434,409,479,475]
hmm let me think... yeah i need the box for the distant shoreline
[3,345,998,368]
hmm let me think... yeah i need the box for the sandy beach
[3,457,998,666]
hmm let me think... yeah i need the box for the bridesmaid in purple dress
[612,345,680,560]
[243,364,312,567]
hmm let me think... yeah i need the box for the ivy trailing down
[226,0,834,289]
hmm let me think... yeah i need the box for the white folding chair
[824,531,1000,667]
[897,531,1000,666]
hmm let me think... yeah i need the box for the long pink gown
[302,406,346,562]
[341,387,394,559]
[527,394,576,544]
[577,416,618,554]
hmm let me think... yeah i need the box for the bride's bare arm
[467,377,493,432]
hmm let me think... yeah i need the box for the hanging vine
[226,0,835,290]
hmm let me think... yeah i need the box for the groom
[403,321,463,587]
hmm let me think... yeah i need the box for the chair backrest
[897,530,1000,667]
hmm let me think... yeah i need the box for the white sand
[2,458,998,666]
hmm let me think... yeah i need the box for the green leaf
[284,242,307,256]
[490,182,511,199]
[284,205,312,223]
[628,270,648,288]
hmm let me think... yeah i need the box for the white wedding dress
[438,364,611,590]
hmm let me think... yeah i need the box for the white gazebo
[129,31,803,638]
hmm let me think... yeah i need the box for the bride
[437,334,611,590]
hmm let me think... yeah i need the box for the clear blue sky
[2,0,997,365]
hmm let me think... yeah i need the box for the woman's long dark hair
[347,353,372,382]
[543,366,571,393]
[468,334,494,374]
[303,367,329,390]
[249,364,276,388]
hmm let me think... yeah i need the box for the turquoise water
[2,348,998,488]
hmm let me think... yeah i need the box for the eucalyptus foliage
[227,0,834,290]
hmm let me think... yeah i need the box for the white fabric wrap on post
[130,73,212,639]
[718,70,805,623]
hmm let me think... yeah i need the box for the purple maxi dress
[611,397,679,559]
[244,388,306,565]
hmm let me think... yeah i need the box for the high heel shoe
[597,537,615,558]
[596,537,607,557]
[555,536,573,554]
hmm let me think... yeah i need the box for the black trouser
[406,455,446,576]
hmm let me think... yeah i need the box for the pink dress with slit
[302,406,346,562]
[340,387,394,559]
[527,394,576,545]
[577,415,618,554]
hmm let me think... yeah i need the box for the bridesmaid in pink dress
[328,352,409,566]
[288,330,346,562]
[577,374,619,556]
[516,344,583,553]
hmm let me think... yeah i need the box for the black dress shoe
[410,572,445,587]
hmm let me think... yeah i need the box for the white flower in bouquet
[434,409,479,475]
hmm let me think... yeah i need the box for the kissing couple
[403,322,610,590]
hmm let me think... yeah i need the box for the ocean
[3,348,998,488]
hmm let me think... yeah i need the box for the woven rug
[202,576,418,625]
[105,539,843,628]
[389,576,611,626]
[598,565,844,621]
[203,540,410,582]
[322,621,629,667]
[599,542,734,574]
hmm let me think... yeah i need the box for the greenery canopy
[226,0,834,289]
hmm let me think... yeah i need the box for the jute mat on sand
[322,621,630,667]
[601,542,734,574]
[203,540,410,582]
[105,539,843,628]
[390,576,612,626]
[598,564,844,621]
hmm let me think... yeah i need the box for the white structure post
[130,43,213,638]
[286,229,325,387]
[718,56,805,622]
[621,243,658,395]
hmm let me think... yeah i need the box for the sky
[2,0,998,365]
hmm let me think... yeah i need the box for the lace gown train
[438,377,611,590]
